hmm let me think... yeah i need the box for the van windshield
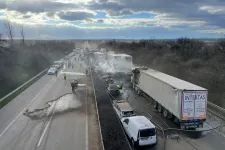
[123,111,134,116]
[139,129,156,137]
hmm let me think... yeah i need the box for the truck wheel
[174,117,179,124]
[158,104,162,113]
[153,101,158,109]
[163,109,168,118]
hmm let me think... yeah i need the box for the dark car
[101,74,112,80]
[107,84,122,97]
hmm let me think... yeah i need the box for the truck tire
[153,101,158,109]
[174,117,179,124]
[158,104,162,113]
[163,109,168,118]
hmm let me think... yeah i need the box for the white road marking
[37,82,67,147]
[37,101,56,147]
[0,77,54,138]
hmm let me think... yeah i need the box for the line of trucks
[96,49,208,130]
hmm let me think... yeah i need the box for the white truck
[131,68,208,129]
[107,53,133,73]
[93,52,107,65]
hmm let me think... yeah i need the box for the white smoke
[93,51,134,74]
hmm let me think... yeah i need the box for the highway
[1,48,225,150]
[0,56,101,150]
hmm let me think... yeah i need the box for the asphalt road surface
[0,60,97,150]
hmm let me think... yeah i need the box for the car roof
[117,102,133,111]
[108,84,119,89]
[128,116,155,129]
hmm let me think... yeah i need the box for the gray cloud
[97,19,104,23]
[107,9,133,16]
[22,15,32,19]
[57,11,95,21]
[87,0,225,29]
[0,0,225,35]
[2,0,77,13]
[0,1,6,9]
[87,1,124,11]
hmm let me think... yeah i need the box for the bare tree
[0,33,8,52]
[215,38,225,55]
[4,18,15,44]
[21,26,25,45]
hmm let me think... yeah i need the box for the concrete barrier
[0,68,48,109]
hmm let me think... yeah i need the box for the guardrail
[207,101,225,120]
[0,68,48,109]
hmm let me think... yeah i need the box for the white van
[113,100,135,119]
[121,116,157,147]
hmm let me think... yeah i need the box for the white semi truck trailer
[93,52,107,65]
[131,68,208,129]
[107,53,133,73]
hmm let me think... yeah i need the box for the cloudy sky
[0,0,225,39]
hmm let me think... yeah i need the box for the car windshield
[123,111,134,116]
[139,129,156,137]
[49,68,56,71]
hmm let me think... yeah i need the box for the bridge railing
[0,68,48,109]
[207,101,225,120]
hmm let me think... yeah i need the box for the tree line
[99,38,225,107]
[0,18,25,52]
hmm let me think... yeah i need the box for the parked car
[50,64,61,70]
[107,84,121,96]
[121,116,157,147]
[113,100,135,119]
[47,67,57,75]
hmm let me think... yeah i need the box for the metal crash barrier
[0,68,48,109]
[207,101,225,120]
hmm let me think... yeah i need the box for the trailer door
[182,91,207,120]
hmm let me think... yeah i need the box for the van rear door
[138,128,157,146]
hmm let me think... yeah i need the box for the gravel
[92,71,132,150]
